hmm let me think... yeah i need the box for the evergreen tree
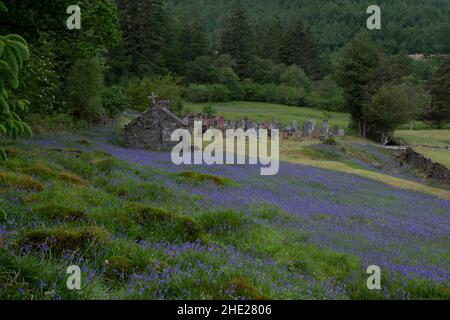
[280,19,322,79]
[255,16,283,63]
[424,59,450,127]
[119,0,168,76]
[335,33,380,138]
[66,58,104,123]
[219,0,254,78]
[179,17,209,64]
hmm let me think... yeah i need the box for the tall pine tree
[425,59,450,127]
[119,0,168,76]
[219,0,254,78]
[280,19,322,79]
[255,16,283,63]
[178,16,209,73]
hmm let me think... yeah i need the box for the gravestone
[323,120,329,136]
[302,122,310,138]
[333,125,339,136]
[292,120,298,131]
[338,128,345,138]
[282,130,289,140]
[294,131,303,141]
[313,126,321,139]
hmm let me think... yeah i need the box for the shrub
[273,85,306,106]
[66,58,104,122]
[101,85,129,118]
[126,74,183,113]
[185,84,230,103]
[217,68,244,100]
[280,64,311,89]
[323,137,337,146]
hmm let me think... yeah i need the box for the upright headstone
[323,120,329,137]
[333,125,339,136]
[313,126,321,139]
[282,130,289,140]
[292,120,298,131]
[338,128,345,138]
[294,131,303,141]
[302,122,310,138]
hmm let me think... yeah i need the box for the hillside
[0,131,449,299]
[169,0,450,54]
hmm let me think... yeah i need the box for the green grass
[1,139,448,300]
[395,130,450,148]
[395,130,450,168]
[185,101,351,130]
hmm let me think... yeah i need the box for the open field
[184,101,352,131]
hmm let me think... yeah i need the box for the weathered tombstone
[218,116,225,130]
[282,130,289,140]
[313,126,321,139]
[292,120,298,131]
[323,120,329,136]
[333,125,339,136]
[302,122,310,139]
[309,119,316,131]
[294,131,303,141]
[307,121,314,138]
[338,128,345,138]
[263,121,270,129]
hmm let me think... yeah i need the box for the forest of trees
[0,0,449,148]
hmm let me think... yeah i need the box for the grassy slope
[396,130,450,168]
[0,137,449,300]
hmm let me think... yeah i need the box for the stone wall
[124,104,186,151]
[401,148,450,184]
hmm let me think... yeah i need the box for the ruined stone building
[124,99,187,151]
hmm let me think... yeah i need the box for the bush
[126,74,183,113]
[185,84,230,103]
[273,85,306,106]
[280,65,311,89]
[305,76,345,111]
[101,85,129,118]
[242,81,276,102]
[217,68,244,100]
[66,58,104,121]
